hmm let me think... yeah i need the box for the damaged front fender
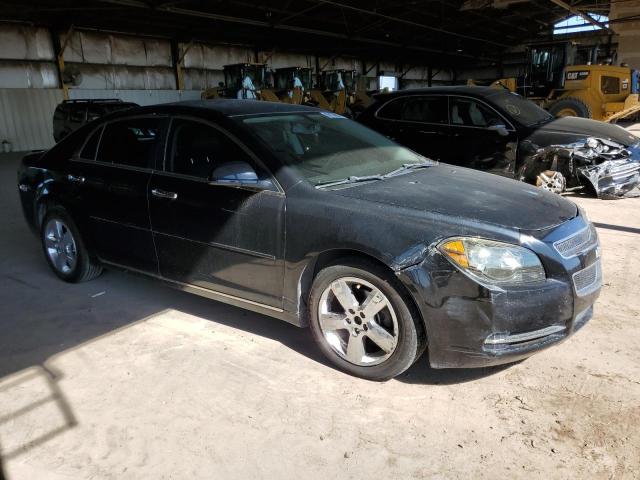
[519,137,640,198]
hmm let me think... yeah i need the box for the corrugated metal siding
[0,88,63,151]
[0,88,204,151]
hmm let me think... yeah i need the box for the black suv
[358,86,640,198]
[53,99,138,143]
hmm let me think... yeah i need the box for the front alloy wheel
[536,170,566,194]
[309,261,424,380]
[318,277,399,366]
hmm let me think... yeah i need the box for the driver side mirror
[487,124,509,137]
[209,161,274,191]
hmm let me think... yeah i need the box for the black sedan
[358,86,640,198]
[18,100,601,380]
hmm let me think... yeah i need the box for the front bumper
[397,216,601,368]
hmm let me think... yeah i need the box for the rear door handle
[151,188,178,200]
[67,174,85,184]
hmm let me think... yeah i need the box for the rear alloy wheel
[309,262,424,380]
[536,170,566,194]
[44,218,78,275]
[41,207,103,282]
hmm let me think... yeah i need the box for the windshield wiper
[315,174,384,189]
[383,162,434,178]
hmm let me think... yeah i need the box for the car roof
[144,99,321,117]
[375,85,504,100]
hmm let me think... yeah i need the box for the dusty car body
[357,86,640,198]
[18,100,602,380]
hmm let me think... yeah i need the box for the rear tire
[41,207,103,283]
[549,98,592,119]
[309,259,425,381]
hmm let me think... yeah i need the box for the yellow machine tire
[548,98,592,119]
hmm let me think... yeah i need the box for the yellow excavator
[472,41,640,122]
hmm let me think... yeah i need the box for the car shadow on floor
[1,264,514,387]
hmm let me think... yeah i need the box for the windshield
[488,91,552,126]
[241,112,429,186]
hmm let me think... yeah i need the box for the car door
[374,95,450,161]
[446,96,518,176]
[66,115,166,273]
[148,117,285,309]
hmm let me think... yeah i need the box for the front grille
[554,224,597,258]
[572,260,602,297]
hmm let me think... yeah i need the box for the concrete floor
[1,151,639,480]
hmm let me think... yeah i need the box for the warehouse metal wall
[0,23,452,151]
[0,89,63,151]
[0,89,203,151]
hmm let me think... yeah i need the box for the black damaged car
[358,86,640,198]
[18,100,601,380]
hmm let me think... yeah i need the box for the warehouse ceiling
[1,0,614,66]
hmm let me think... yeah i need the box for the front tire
[309,260,425,381]
[41,207,103,282]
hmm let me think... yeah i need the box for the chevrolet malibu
[18,100,601,380]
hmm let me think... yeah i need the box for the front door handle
[67,174,85,184]
[151,188,178,200]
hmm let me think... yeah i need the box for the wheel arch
[297,248,427,339]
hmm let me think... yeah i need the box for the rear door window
[400,96,448,123]
[69,105,87,123]
[96,117,163,169]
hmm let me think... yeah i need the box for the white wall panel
[0,62,59,89]
[0,25,54,60]
[0,89,63,151]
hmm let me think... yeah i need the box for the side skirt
[100,260,303,327]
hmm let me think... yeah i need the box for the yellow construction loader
[308,69,373,116]
[201,63,272,100]
[473,41,640,122]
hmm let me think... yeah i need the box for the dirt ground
[1,149,639,480]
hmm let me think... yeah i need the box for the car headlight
[437,237,546,286]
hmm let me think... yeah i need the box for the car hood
[528,117,639,147]
[332,166,577,231]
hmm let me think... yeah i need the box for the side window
[376,98,406,120]
[53,105,69,122]
[400,97,448,123]
[87,105,106,122]
[166,119,260,180]
[79,126,103,160]
[96,117,162,168]
[450,97,504,128]
[601,76,620,95]
[69,105,87,123]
